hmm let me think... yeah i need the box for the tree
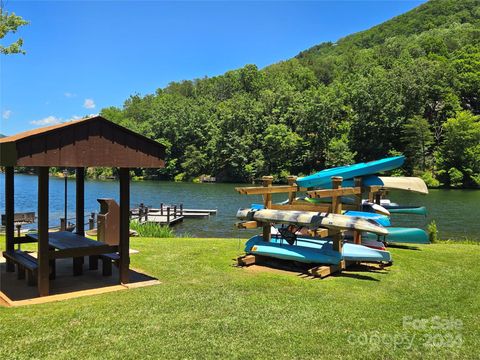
[402,115,434,171]
[181,145,207,179]
[437,111,480,187]
[262,123,302,177]
[325,121,357,168]
[0,6,29,55]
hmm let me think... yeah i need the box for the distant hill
[0,134,6,138]
[101,0,480,187]
[298,0,480,58]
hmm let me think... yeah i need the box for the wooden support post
[160,203,164,216]
[331,176,343,215]
[73,257,83,276]
[287,175,297,204]
[89,255,99,270]
[145,207,149,221]
[167,207,171,224]
[174,205,177,217]
[180,204,183,216]
[374,192,381,205]
[331,176,343,253]
[353,177,362,245]
[5,166,15,272]
[75,167,85,236]
[60,218,66,231]
[119,168,130,284]
[354,177,362,210]
[88,214,95,230]
[262,176,273,242]
[37,167,50,296]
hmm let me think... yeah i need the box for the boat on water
[296,156,405,188]
[245,235,392,264]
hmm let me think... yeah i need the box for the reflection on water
[0,174,478,241]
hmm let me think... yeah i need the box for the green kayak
[363,227,429,244]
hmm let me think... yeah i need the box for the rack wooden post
[287,175,297,204]
[353,177,362,245]
[262,176,274,242]
[331,176,343,253]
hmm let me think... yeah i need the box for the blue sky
[1,0,425,135]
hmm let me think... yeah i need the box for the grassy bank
[0,238,479,359]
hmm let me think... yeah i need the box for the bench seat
[3,250,38,285]
[99,253,120,276]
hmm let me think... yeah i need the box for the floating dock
[131,204,217,226]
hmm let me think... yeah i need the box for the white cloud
[64,92,76,98]
[2,110,12,120]
[83,98,96,109]
[71,115,82,120]
[30,116,62,126]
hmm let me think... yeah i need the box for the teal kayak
[296,156,405,188]
[362,227,429,244]
[385,206,427,216]
[245,235,392,264]
[344,210,391,227]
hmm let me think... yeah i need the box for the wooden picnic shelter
[0,116,165,296]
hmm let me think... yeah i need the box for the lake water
[0,173,479,241]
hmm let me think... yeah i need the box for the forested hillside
[100,0,480,187]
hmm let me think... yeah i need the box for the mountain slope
[101,0,480,187]
[298,0,480,59]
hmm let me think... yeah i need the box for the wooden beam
[309,261,346,278]
[307,228,329,238]
[37,167,50,296]
[235,221,260,229]
[262,176,273,242]
[270,203,331,212]
[307,187,361,198]
[235,185,298,195]
[5,167,15,272]
[75,167,85,236]
[119,168,130,284]
[237,255,257,266]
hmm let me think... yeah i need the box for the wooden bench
[3,250,39,286]
[99,253,120,276]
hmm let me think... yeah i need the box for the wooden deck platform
[131,203,217,227]
[139,214,184,225]
[0,253,159,307]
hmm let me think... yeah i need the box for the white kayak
[237,208,389,235]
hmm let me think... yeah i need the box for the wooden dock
[150,207,217,219]
[139,213,184,225]
[131,203,217,226]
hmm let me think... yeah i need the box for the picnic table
[26,231,118,276]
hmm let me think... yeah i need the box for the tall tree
[0,5,29,55]
[402,116,434,171]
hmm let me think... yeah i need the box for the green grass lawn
[0,237,479,359]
